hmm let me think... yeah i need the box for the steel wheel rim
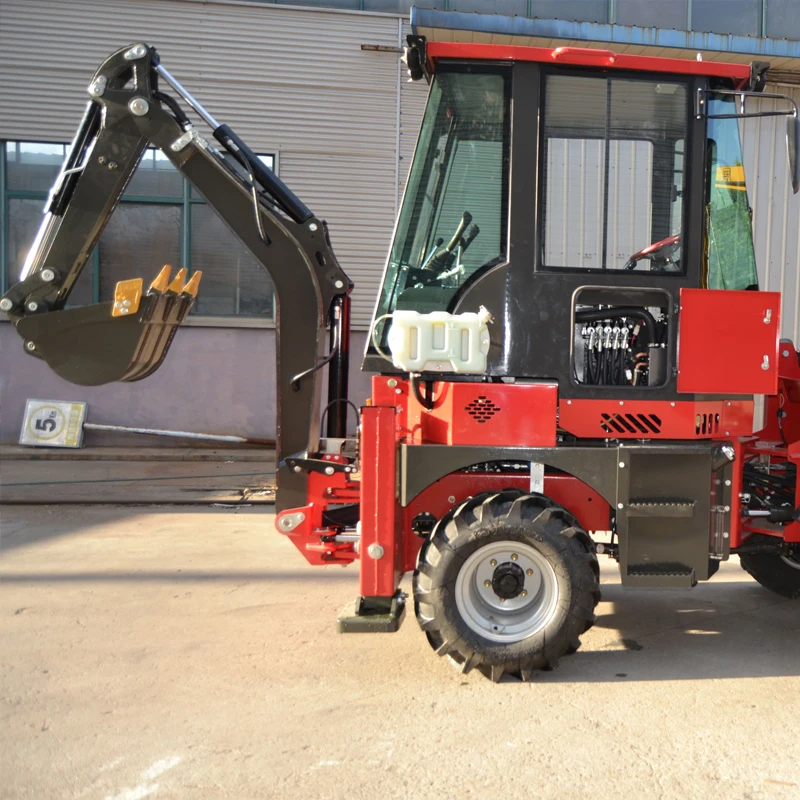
[781,553,800,571]
[454,541,559,643]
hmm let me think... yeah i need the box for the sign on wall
[19,400,87,448]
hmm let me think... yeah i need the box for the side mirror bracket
[697,87,800,195]
[787,115,799,194]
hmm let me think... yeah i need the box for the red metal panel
[401,472,612,573]
[677,289,781,395]
[558,398,754,440]
[359,405,402,598]
[373,376,557,447]
[275,466,360,566]
[757,343,800,444]
[426,43,751,84]
[433,382,558,447]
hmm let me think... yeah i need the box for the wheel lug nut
[484,580,491,588]
[489,559,497,567]
[511,554,518,561]
[521,590,528,597]
[526,569,533,576]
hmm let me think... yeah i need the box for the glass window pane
[6,141,68,192]
[606,139,657,269]
[530,0,607,22]
[705,96,758,290]
[190,205,273,318]
[617,0,688,29]
[7,198,45,283]
[374,66,511,325]
[766,0,800,40]
[98,204,182,301]
[124,148,183,199]
[7,197,93,305]
[542,75,688,272]
[692,0,759,35]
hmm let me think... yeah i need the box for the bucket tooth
[149,264,172,294]
[167,267,188,294]
[120,280,195,383]
[112,278,143,318]
[182,271,203,298]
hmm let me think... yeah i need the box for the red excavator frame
[277,285,795,584]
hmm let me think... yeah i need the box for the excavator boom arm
[1,44,353,512]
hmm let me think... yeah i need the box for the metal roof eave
[411,8,800,81]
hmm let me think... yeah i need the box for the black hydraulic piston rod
[212,124,313,225]
[326,294,351,438]
[154,62,312,224]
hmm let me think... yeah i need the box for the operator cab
[366,41,798,399]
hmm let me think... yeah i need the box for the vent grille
[695,412,720,436]
[600,412,662,435]
[466,396,500,424]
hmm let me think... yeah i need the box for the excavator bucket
[16,266,202,386]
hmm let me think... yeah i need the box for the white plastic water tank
[386,306,492,374]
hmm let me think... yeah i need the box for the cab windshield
[373,64,511,334]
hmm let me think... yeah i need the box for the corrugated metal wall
[744,83,800,344]
[0,0,429,329]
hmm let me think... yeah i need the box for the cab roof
[426,42,753,87]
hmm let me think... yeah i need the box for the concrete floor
[1,506,798,800]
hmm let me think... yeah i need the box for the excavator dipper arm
[0,44,353,512]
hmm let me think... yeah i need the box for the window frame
[1,140,278,326]
[535,67,693,276]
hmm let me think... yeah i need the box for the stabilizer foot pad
[337,592,406,633]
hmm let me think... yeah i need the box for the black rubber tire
[413,489,601,682]
[740,536,800,599]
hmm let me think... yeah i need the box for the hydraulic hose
[212,124,312,224]
[153,91,191,129]
[575,307,657,348]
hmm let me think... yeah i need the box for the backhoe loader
[4,38,799,681]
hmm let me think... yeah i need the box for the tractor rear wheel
[413,490,600,682]
[740,536,800,599]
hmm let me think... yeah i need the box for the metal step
[626,562,697,588]
[626,499,696,518]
